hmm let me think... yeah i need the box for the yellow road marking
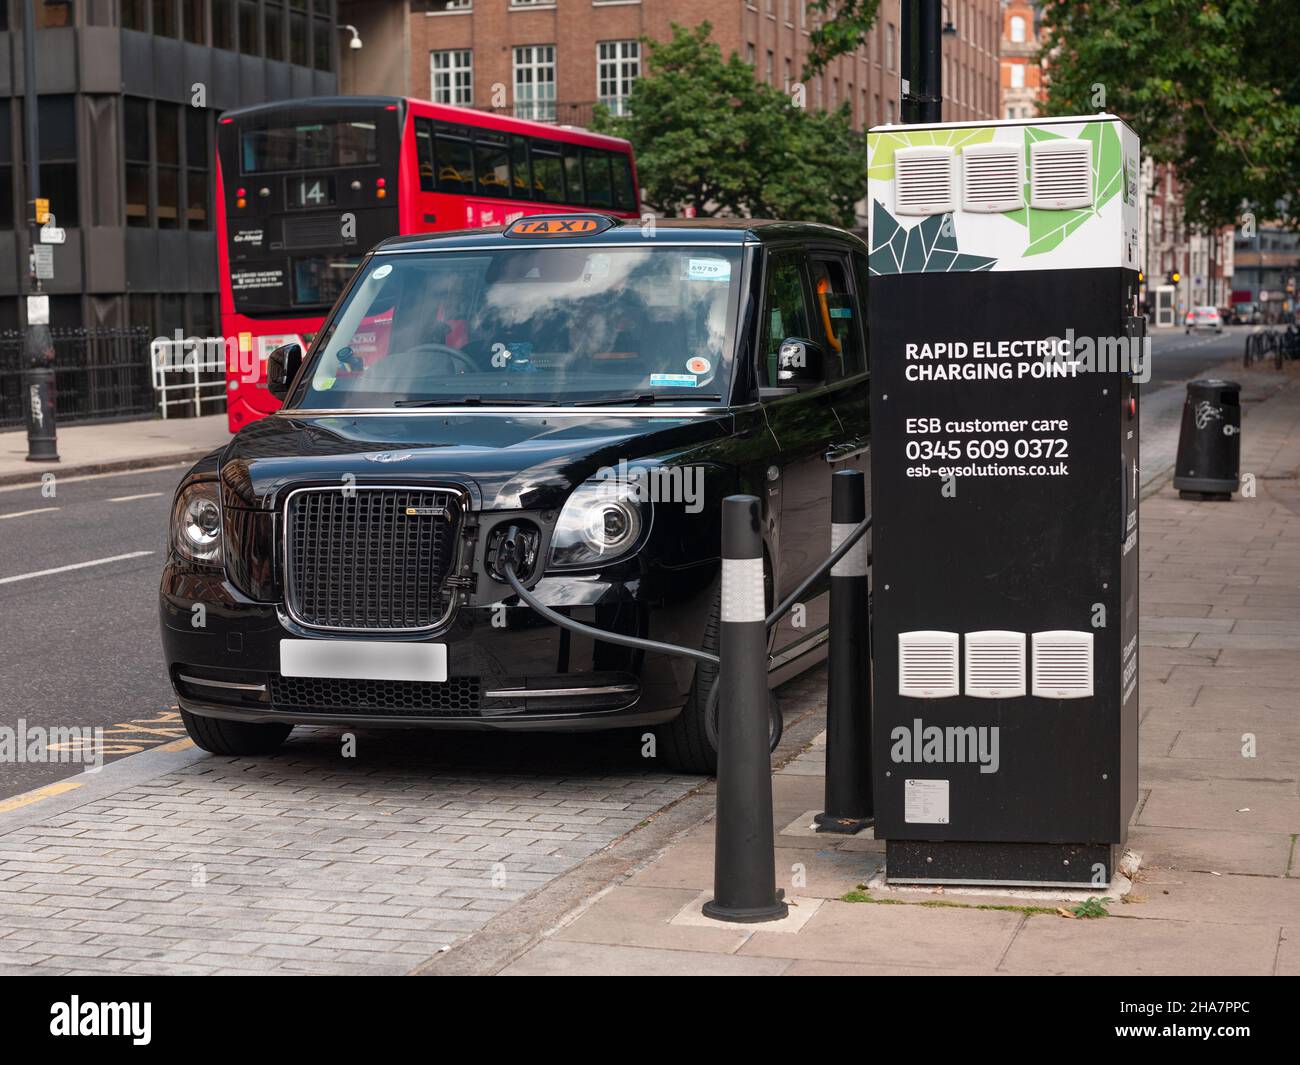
[0,779,82,815]
[154,738,195,752]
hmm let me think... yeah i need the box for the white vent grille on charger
[961,143,1025,213]
[1029,139,1093,210]
[964,631,1026,698]
[894,147,957,216]
[898,631,960,698]
[1031,631,1094,699]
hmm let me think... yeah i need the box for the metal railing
[150,336,229,420]
[0,327,157,429]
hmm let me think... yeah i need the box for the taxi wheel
[655,602,723,775]
[180,709,292,756]
[656,593,782,776]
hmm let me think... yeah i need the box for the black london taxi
[161,214,870,773]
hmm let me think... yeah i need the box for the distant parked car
[1230,303,1261,325]
[1185,306,1224,334]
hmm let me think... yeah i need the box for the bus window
[474,134,511,196]
[510,135,531,198]
[611,153,636,211]
[415,118,435,193]
[583,149,612,208]
[531,141,564,203]
[563,145,584,206]
[433,123,474,195]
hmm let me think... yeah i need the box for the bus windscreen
[241,119,381,173]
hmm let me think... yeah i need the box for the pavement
[0,414,231,486]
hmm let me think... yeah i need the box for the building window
[312,4,333,71]
[265,1,285,61]
[1010,15,1026,44]
[513,44,556,122]
[746,43,755,66]
[183,0,206,43]
[186,108,210,229]
[125,97,150,227]
[426,0,472,11]
[886,23,895,69]
[886,98,896,123]
[1010,64,1025,89]
[597,40,639,116]
[0,104,13,230]
[213,0,234,49]
[37,1,74,28]
[238,0,260,55]
[431,49,473,106]
[152,0,176,36]
[288,1,307,64]
[122,0,148,31]
[37,96,79,228]
[156,102,181,229]
[766,50,774,86]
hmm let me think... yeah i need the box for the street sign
[39,212,66,244]
[33,244,54,280]
[26,294,49,325]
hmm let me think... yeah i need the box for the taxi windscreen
[291,247,744,408]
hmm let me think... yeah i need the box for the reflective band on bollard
[703,494,789,924]
[816,469,873,834]
[24,357,59,462]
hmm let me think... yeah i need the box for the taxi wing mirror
[776,337,822,387]
[266,343,303,400]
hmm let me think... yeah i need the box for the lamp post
[900,0,944,124]
[23,0,58,462]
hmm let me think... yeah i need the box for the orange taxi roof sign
[504,214,615,238]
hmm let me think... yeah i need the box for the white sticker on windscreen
[684,258,731,282]
[371,264,393,280]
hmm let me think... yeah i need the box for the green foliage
[804,0,883,79]
[1068,897,1113,919]
[591,23,869,227]
[1038,0,1300,229]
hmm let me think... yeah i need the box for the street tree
[1038,0,1300,230]
[592,22,869,227]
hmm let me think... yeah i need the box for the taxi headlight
[548,480,645,569]
[172,481,223,564]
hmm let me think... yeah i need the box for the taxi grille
[269,675,484,717]
[285,487,463,631]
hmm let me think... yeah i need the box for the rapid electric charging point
[866,114,1144,887]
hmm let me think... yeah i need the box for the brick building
[339,0,1000,133]
[999,0,1042,119]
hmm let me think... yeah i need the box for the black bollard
[703,495,788,923]
[24,324,59,462]
[815,469,873,834]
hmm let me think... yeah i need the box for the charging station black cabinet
[865,114,1143,886]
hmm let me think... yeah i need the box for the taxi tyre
[654,588,783,776]
[181,708,293,756]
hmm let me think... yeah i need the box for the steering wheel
[399,342,480,376]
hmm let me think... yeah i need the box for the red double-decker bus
[216,95,640,430]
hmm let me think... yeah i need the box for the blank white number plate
[279,640,447,683]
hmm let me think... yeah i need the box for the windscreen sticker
[830,307,853,318]
[686,356,711,375]
[684,258,732,282]
[582,254,611,282]
[650,373,699,388]
[371,264,393,280]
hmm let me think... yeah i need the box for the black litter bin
[1173,378,1241,500]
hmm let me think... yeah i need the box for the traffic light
[1167,270,1181,285]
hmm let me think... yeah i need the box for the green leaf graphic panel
[868,200,998,275]
[1006,122,1124,257]
[866,126,996,182]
